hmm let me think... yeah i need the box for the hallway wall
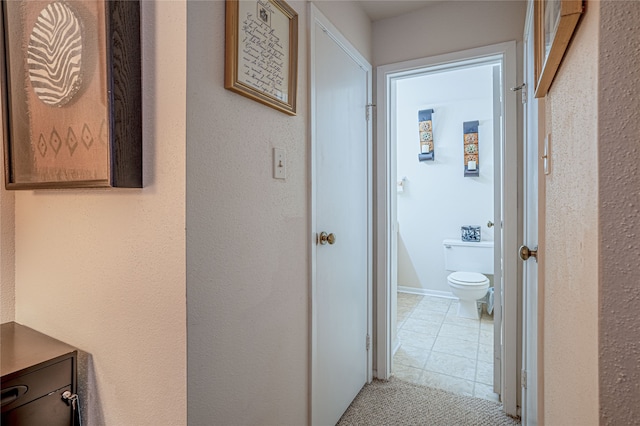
[12,2,187,424]
[0,185,14,323]
[597,1,640,422]
[543,3,599,423]
[186,1,371,423]
[542,2,640,422]
[187,2,306,423]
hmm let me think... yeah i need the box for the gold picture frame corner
[533,0,584,98]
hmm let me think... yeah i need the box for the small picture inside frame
[0,0,142,189]
[225,0,298,115]
[257,1,271,26]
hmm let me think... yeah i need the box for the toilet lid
[448,271,489,286]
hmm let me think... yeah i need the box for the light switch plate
[543,133,551,175]
[273,148,286,179]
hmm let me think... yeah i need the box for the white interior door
[522,5,539,424]
[310,6,372,426]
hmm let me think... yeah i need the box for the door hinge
[511,83,527,104]
[521,369,527,389]
[366,334,371,351]
[366,103,375,122]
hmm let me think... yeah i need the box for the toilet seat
[447,271,489,286]
[446,271,490,319]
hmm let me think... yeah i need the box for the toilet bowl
[447,271,490,319]
[443,239,494,319]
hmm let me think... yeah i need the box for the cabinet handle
[1,385,28,407]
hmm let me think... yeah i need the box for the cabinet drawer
[1,385,72,426]
[1,358,73,413]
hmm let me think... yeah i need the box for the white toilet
[443,239,494,319]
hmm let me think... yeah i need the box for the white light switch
[273,148,286,179]
[543,133,551,175]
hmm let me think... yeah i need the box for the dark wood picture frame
[225,0,298,115]
[0,0,142,189]
[534,0,584,98]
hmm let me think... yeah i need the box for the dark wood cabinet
[1,322,77,426]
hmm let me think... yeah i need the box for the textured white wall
[598,1,640,423]
[543,4,599,424]
[186,1,371,423]
[0,184,14,323]
[13,1,187,425]
[396,65,495,292]
[0,68,15,324]
[372,1,526,66]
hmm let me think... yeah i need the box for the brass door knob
[487,221,494,228]
[519,245,538,262]
[318,232,336,245]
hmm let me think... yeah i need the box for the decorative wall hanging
[1,0,142,189]
[463,121,480,177]
[225,0,298,115]
[418,109,434,161]
[534,0,584,98]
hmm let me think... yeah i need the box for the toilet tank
[443,239,494,274]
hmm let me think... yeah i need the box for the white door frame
[375,42,521,416]
[309,4,373,424]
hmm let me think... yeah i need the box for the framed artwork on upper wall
[225,0,298,115]
[0,0,142,189]
[534,0,584,98]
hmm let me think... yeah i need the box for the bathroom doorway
[375,42,521,416]
[393,60,499,402]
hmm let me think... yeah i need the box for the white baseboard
[397,286,456,300]
[392,338,401,356]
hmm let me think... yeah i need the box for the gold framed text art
[534,0,584,98]
[0,0,142,189]
[225,0,298,115]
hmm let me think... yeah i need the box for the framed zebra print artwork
[0,0,142,189]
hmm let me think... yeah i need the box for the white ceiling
[358,1,442,21]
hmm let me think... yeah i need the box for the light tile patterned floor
[392,292,500,402]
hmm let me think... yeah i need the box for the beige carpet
[337,378,521,426]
